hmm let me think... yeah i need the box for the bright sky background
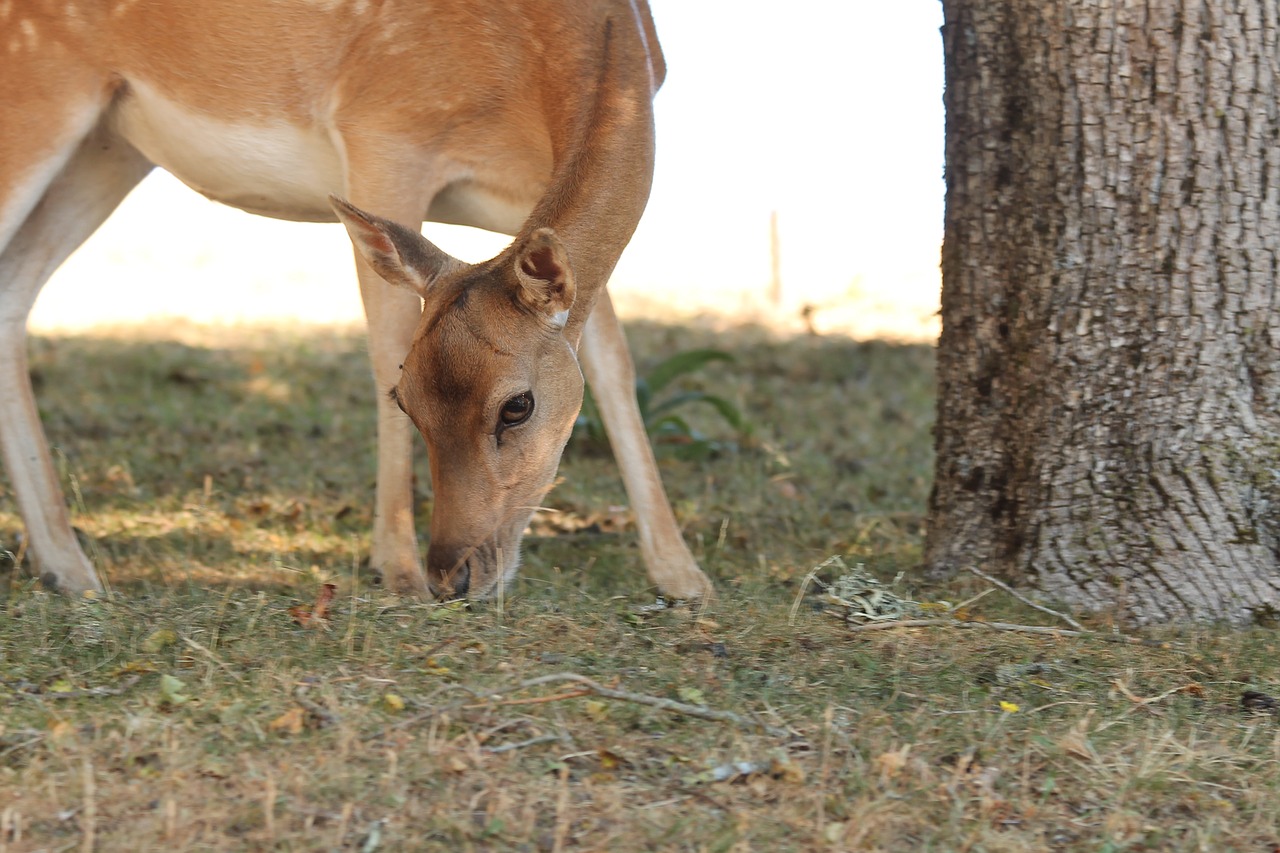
[29,2,945,340]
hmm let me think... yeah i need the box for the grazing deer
[0,0,714,601]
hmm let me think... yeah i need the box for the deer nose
[448,562,471,598]
[429,550,471,599]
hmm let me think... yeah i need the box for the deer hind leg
[0,115,153,593]
[342,161,446,596]
[578,290,715,601]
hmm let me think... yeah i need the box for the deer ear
[330,195,458,298]
[513,228,576,328]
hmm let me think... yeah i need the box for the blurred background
[28,1,944,341]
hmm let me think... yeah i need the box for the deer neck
[522,16,658,347]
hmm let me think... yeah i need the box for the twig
[294,695,341,727]
[847,618,1005,633]
[1112,679,1191,707]
[180,634,245,682]
[517,673,793,737]
[484,734,562,754]
[845,618,1172,648]
[370,672,791,740]
[1026,700,1097,715]
[0,732,45,759]
[964,566,1085,631]
[948,586,996,614]
[26,675,142,700]
[551,763,570,853]
[789,560,831,626]
[465,688,592,709]
[81,757,95,853]
[365,683,487,740]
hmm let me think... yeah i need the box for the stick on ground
[372,672,792,740]
[520,673,793,738]
[845,618,1173,648]
[964,566,1085,631]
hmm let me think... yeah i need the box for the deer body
[0,0,713,600]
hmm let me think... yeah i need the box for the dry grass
[3,319,1280,852]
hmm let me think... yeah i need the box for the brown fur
[0,0,712,601]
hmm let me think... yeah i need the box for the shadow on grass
[2,319,935,598]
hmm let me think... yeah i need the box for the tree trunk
[927,0,1280,625]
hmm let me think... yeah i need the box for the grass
[2,319,1280,851]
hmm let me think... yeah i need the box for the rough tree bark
[927,0,1280,624]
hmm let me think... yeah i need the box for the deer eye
[499,392,534,428]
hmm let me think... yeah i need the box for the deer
[0,0,715,602]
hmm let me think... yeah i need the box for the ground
[2,320,1279,852]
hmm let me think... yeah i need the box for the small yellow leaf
[141,629,178,653]
[597,748,625,770]
[677,686,706,706]
[382,693,406,712]
[268,706,305,735]
[49,679,74,694]
[423,657,452,677]
[113,661,157,676]
[1000,701,1020,713]
[583,700,609,721]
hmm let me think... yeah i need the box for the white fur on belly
[113,81,344,222]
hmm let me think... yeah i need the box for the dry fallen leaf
[269,706,306,735]
[769,755,807,784]
[873,744,912,782]
[289,583,337,628]
[423,657,452,677]
[113,661,158,677]
[597,748,627,770]
[1059,712,1098,762]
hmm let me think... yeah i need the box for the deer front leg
[354,250,430,596]
[578,290,714,601]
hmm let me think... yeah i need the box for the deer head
[332,196,582,599]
